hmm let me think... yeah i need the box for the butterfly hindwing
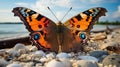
[12,7,59,51]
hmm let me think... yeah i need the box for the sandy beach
[0,27,120,67]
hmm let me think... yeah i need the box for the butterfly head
[57,21,63,25]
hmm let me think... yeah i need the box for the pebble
[73,60,98,67]
[7,63,22,67]
[56,52,70,59]
[102,54,120,67]
[79,56,98,62]
[46,59,65,67]
[89,50,109,62]
[0,59,9,67]
[34,50,46,58]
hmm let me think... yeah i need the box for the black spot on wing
[27,10,36,16]
[75,15,82,21]
[83,10,92,16]
[36,14,43,21]
[29,17,32,22]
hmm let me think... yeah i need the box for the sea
[0,24,120,40]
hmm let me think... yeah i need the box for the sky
[0,0,120,23]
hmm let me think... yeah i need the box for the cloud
[113,6,120,18]
[0,9,11,13]
[15,2,29,7]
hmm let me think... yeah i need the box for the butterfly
[12,7,107,52]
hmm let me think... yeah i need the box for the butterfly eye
[80,33,86,39]
[34,33,40,40]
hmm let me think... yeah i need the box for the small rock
[90,33,107,40]
[46,59,65,67]
[46,52,56,59]
[40,57,48,63]
[14,43,29,54]
[73,60,98,67]
[59,58,72,67]
[89,50,109,62]
[0,59,9,67]
[102,54,120,67]
[56,52,70,59]
[7,63,22,67]
[79,56,98,62]
[34,50,46,58]
[30,46,38,52]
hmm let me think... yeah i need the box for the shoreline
[0,27,120,49]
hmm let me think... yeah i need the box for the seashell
[34,50,46,58]
[7,63,22,67]
[102,54,120,67]
[79,56,98,62]
[73,60,98,67]
[0,59,9,67]
[45,59,65,67]
[56,52,70,59]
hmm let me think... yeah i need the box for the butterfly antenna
[61,7,72,21]
[47,7,59,21]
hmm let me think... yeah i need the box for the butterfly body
[12,7,107,52]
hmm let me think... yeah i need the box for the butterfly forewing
[64,7,107,32]
[12,7,60,51]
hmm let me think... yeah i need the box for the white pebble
[14,43,29,54]
[56,52,70,59]
[75,60,98,67]
[59,58,72,67]
[46,52,56,59]
[40,57,48,63]
[46,59,65,67]
[34,50,46,57]
[0,59,9,67]
[30,46,38,52]
[7,63,22,67]
[14,43,26,51]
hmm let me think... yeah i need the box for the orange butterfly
[12,7,107,52]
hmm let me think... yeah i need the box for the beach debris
[102,54,120,67]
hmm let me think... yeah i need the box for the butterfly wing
[12,7,59,52]
[65,7,107,31]
[64,7,107,51]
